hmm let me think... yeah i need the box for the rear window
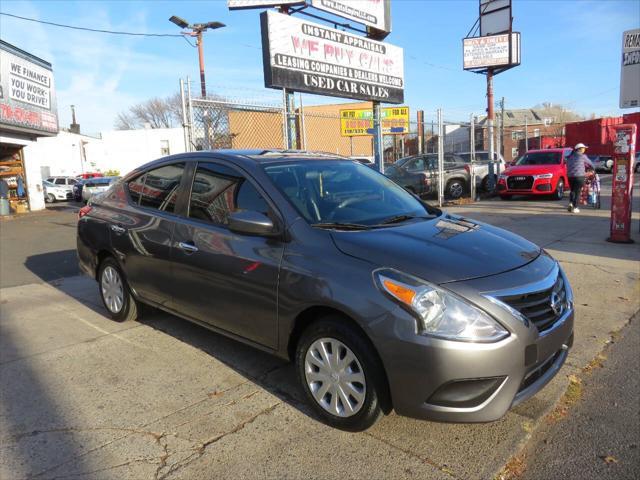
[127,164,184,213]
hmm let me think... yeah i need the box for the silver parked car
[457,151,507,191]
[78,151,574,431]
[81,176,120,202]
[46,176,78,193]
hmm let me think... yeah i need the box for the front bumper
[498,176,557,194]
[378,255,574,423]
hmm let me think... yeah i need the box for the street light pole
[169,16,225,99]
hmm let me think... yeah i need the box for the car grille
[519,349,563,392]
[507,175,534,190]
[498,274,567,334]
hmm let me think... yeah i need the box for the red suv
[497,148,572,200]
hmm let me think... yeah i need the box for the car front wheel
[554,179,565,200]
[98,257,139,322]
[295,316,388,431]
[446,179,465,199]
[45,193,55,204]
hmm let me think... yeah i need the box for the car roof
[126,149,353,178]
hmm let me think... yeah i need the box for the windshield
[264,160,433,226]
[43,180,54,187]
[516,152,562,166]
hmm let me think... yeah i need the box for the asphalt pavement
[521,314,639,480]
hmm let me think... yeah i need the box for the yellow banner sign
[340,107,410,136]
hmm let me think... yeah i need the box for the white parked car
[43,180,72,203]
[46,176,78,193]
[82,176,120,202]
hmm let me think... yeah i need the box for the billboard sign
[479,0,511,36]
[340,106,409,136]
[463,32,520,70]
[261,10,404,103]
[0,41,58,136]
[228,0,304,9]
[311,0,391,33]
[620,29,640,109]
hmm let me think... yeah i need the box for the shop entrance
[0,143,30,213]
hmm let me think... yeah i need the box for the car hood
[331,214,541,284]
[504,164,563,175]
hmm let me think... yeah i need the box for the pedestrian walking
[566,143,594,213]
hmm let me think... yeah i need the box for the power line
[0,11,184,38]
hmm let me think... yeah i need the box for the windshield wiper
[311,222,371,230]
[377,214,433,225]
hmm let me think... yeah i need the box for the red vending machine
[608,124,637,243]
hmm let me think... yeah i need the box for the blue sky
[1,0,638,134]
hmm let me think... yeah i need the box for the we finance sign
[0,42,58,135]
[260,10,404,103]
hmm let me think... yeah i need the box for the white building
[36,127,187,179]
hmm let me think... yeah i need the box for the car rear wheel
[481,175,497,192]
[553,179,565,201]
[295,316,387,431]
[446,179,465,199]
[98,257,139,322]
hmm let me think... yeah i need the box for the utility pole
[417,110,424,155]
[525,114,529,152]
[169,16,225,98]
[499,97,505,158]
[486,68,496,191]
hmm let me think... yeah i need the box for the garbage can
[0,197,10,216]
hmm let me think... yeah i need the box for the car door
[170,160,284,349]
[110,162,186,308]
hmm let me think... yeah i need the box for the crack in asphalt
[156,402,282,480]
[364,430,457,478]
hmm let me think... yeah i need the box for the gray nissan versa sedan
[77,150,574,431]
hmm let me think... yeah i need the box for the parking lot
[1,175,639,479]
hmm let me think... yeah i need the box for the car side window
[137,164,185,213]
[406,158,424,172]
[54,178,65,185]
[68,179,77,185]
[188,162,269,226]
[127,174,146,205]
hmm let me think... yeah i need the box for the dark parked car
[385,154,471,199]
[77,150,574,431]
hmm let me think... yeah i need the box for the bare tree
[114,94,183,130]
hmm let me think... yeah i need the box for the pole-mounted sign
[620,29,639,109]
[260,10,404,103]
[340,106,409,136]
[310,0,391,35]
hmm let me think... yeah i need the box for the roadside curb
[491,309,640,480]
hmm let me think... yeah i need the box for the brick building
[476,104,582,161]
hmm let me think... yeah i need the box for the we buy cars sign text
[261,10,404,103]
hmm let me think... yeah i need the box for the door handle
[178,242,198,253]
[110,225,126,234]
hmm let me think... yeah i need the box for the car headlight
[374,269,509,342]
[534,173,553,179]
[499,174,508,180]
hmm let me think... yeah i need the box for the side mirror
[229,210,278,237]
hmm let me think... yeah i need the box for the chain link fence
[182,83,574,204]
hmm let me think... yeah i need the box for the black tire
[98,257,139,322]
[500,194,512,201]
[295,316,388,432]
[446,179,465,200]
[45,193,55,204]
[481,175,497,192]
[553,179,565,201]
